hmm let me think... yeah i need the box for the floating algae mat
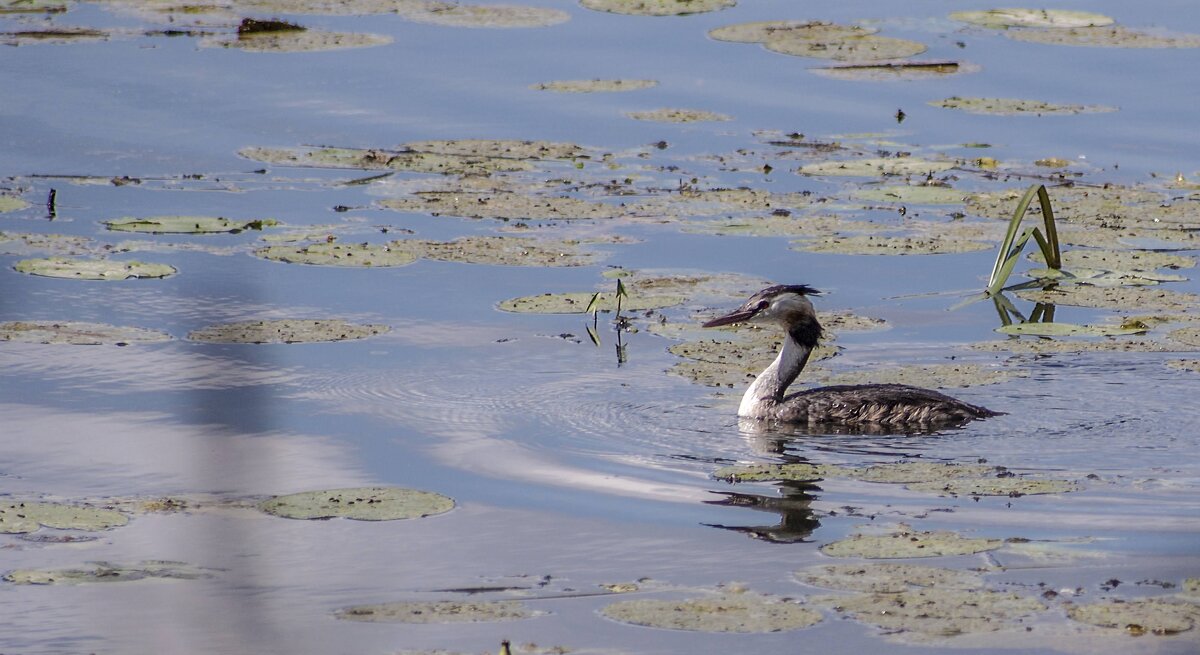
[1005,25,1200,49]
[1,232,95,255]
[793,235,992,256]
[205,29,392,52]
[907,476,1080,497]
[852,185,969,205]
[398,139,589,160]
[580,0,734,17]
[1067,598,1198,635]
[811,60,976,82]
[335,600,540,623]
[931,96,1117,116]
[497,291,684,314]
[4,561,216,585]
[820,525,1003,559]
[840,462,998,484]
[1016,285,1200,312]
[0,501,129,533]
[765,33,927,62]
[625,108,732,123]
[380,192,631,221]
[995,321,1149,337]
[104,216,279,234]
[258,487,455,521]
[187,319,389,344]
[796,157,956,177]
[0,321,172,344]
[712,462,831,483]
[949,9,1114,29]
[599,592,822,632]
[0,195,29,212]
[393,2,570,28]
[815,362,1019,388]
[239,146,532,174]
[530,78,657,93]
[418,236,603,267]
[815,588,1045,639]
[13,257,176,280]
[797,563,984,594]
[255,242,420,267]
[708,21,876,44]
[497,271,761,313]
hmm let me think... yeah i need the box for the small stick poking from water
[47,188,56,220]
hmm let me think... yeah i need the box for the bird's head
[703,284,823,345]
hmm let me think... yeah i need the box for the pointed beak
[702,305,759,328]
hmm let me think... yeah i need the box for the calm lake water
[2,0,1199,653]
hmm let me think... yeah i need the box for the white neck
[738,331,813,418]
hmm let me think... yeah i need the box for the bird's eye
[756,300,769,310]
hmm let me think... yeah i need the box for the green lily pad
[712,463,831,483]
[815,588,1045,637]
[853,185,968,205]
[908,477,1080,497]
[255,242,420,267]
[4,561,215,585]
[820,526,1003,558]
[580,0,735,17]
[238,146,531,174]
[625,108,732,123]
[0,195,29,212]
[996,322,1149,337]
[204,29,392,52]
[335,600,541,623]
[530,78,657,93]
[797,563,984,593]
[0,321,172,344]
[497,291,685,314]
[13,257,176,280]
[950,9,1114,29]
[0,501,129,533]
[187,319,389,344]
[797,157,956,177]
[930,96,1117,116]
[765,33,927,62]
[1067,598,1197,634]
[258,486,455,520]
[104,216,279,234]
[793,235,992,255]
[843,462,998,484]
[709,20,875,44]
[1006,25,1200,48]
[600,593,822,632]
[395,2,569,28]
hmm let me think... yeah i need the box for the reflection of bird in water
[704,285,1000,430]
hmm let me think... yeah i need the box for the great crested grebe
[703,285,1000,429]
